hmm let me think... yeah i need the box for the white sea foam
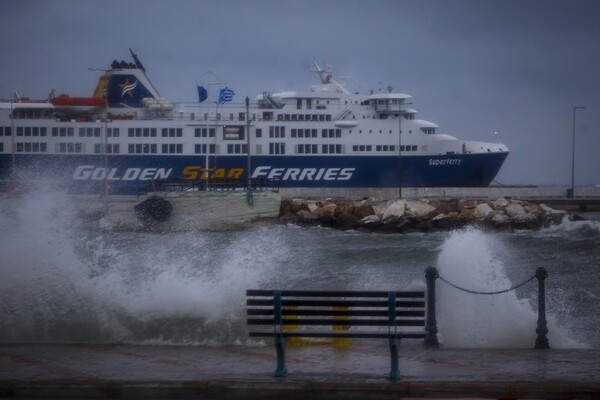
[435,227,584,348]
[0,186,288,344]
[0,185,594,347]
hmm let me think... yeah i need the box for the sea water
[1,188,598,348]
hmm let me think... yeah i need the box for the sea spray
[0,187,290,344]
[0,189,123,342]
[1,186,596,347]
[435,227,582,348]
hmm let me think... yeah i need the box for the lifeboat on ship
[51,94,106,116]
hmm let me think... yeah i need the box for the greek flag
[218,87,235,104]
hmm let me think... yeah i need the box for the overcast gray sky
[1,0,598,186]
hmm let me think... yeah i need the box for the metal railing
[425,266,550,349]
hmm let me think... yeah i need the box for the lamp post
[569,106,585,198]
[246,96,252,188]
[398,99,411,199]
[398,100,403,199]
[197,72,226,186]
[88,67,110,197]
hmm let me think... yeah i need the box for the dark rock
[134,195,172,222]
[353,204,375,219]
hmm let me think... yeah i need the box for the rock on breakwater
[279,197,573,233]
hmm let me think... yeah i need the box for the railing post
[534,267,550,349]
[425,266,440,348]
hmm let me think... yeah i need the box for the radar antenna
[311,60,350,94]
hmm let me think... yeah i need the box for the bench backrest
[246,289,426,338]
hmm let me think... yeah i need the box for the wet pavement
[1,343,599,399]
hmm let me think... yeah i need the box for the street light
[398,99,412,199]
[569,106,585,198]
[88,67,111,197]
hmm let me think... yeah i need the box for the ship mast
[312,61,350,94]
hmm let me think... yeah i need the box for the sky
[0,0,598,186]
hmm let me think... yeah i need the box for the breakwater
[279,197,573,233]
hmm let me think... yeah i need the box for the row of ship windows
[352,145,418,152]
[1,126,436,142]
[2,141,420,155]
[266,127,343,139]
[277,114,332,122]
[0,126,121,137]
[8,142,182,154]
[128,128,184,138]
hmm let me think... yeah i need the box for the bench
[246,289,431,379]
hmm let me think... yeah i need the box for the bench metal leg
[389,336,400,379]
[274,335,288,377]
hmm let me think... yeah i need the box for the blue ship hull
[0,152,508,194]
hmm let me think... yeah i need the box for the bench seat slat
[247,309,425,317]
[247,289,425,298]
[249,331,427,339]
[247,299,425,308]
[247,318,425,326]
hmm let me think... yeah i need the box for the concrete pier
[1,344,599,399]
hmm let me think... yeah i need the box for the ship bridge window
[194,128,216,137]
[0,127,11,136]
[292,128,317,138]
[194,144,216,154]
[297,144,318,154]
[0,143,3,152]
[227,143,247,154]
[255,128,262,138]
[16,142,47,153]
[128,143,157,154]
[352,145,372,152]
[161,143,183,154]
[79,127,102,137]
[51,127,74,137]
[94,143,120,154]
[269,142,285,154]
[107,128,120,137]
[269,126,285,138]
[421,128,435,135]
[322,144,343,154]
[223,126,245,140]
[56,142,84,153]
[162,128,183,137]
[399,145,418,152]
[321,129,342,138]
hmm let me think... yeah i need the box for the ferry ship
[0,50,508,195]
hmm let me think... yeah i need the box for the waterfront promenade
[1,343,599,399]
